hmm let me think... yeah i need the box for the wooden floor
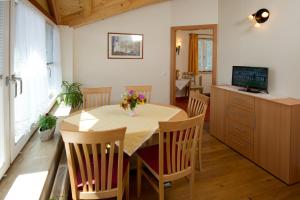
[127,128,300,200]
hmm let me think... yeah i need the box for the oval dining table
[60,103,187,156]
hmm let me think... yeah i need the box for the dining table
[61,104,187,156]
[176,79,190,90]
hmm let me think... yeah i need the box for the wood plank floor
[128,128,300,200]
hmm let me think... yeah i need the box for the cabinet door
[210,87,227,141]
[226,121,254,159]
[254,99,290,183]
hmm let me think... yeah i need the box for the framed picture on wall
[108,32,144,59]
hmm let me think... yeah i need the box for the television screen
[232,66,268,91]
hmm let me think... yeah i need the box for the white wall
[71,0,218,104]
[218,0,300,98]
[171,0,218,26]
[74,2,171,104]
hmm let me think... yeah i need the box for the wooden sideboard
[210,85,300,185]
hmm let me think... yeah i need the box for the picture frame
[108,32,144,59]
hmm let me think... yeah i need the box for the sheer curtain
[49,26,62,99]
[14,1,49,142]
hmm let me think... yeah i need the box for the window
[10,0,62,164]
[198,39,213,71]
[0,1,62,179]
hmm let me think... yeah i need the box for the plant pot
[38,127,55,142]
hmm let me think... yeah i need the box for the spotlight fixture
[248,8,270,27]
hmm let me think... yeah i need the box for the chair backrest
[158,115,205,179]
[61,126,126,199]
[82,87,112,109]
[187,92,209,117]
[125,85,152,103]
[176,69,180,80]
[198,75,202,86]
[182,72,196,85]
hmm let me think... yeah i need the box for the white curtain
[49,26,62,98]
[14,1,49,142]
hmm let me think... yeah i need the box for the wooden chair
[81,87,112,109]
[136,115,205,200]
[189,75,204,94]
[125,85,152,103]
[61,127,130,200]
[187,91,209,171]
[182,72,195,97]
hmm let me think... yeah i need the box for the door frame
[0,0,11,179]
[170,24,218,105]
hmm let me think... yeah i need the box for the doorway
[170,24,217,108]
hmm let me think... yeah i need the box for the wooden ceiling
[30,0,168,27]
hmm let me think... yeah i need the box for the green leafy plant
[57,81,83,109]
[38,114,57,132]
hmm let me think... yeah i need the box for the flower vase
[129,108,136,117]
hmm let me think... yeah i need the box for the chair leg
[185,86,188,97]
[197,140,202,171]
[190,173,195,200]
[125,165,130,200]
[70,185,78,200]
[137,158,142,198]
[117,191,122,200]
[159,181,165,200]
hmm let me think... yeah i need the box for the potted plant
[120,90,146,116]
[57,81,83,110]
[38,113,57,142]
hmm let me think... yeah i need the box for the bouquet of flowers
[120,90,147,111]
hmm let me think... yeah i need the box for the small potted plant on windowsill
[38,113,57,142]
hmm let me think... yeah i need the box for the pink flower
[129,90,135,95]
[138,94,145,100]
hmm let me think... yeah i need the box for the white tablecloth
[63,104,181,156]
[176,79,190,90]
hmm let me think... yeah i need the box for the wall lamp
[176,40,181,55]
[248,8,270,28]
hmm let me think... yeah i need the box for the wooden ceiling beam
[83,0,93,16]
[59,0,83,17]
[28,0,57,24]
[47,0,61,23]
[60,0,169,27]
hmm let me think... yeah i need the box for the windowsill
[199,70,212,73]
[0,103,72,200]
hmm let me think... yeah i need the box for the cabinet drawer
[227,106,255,128]
[228,93,254,111]
[227,132,253,159]
[228,121,253,144]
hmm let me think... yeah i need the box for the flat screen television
[232,66,269,93]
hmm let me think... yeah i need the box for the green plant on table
[57,81,83,109]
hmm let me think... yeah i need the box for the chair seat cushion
[137,144,183,175]
[77,154,129,190]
